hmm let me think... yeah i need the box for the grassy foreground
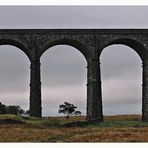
[0,114,148,142]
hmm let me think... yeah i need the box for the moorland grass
[0,114,148,142]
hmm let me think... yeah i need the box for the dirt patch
[0,119,25,124]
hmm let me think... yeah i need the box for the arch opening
[41,45,87,116]
[0,45,30,112]
[100,44,142,116]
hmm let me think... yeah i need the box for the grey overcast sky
[0,6,147,116]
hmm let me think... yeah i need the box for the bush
[0,102,25,115]
[0,102,7,114]
[58,102,81,119]
[7,105,20,115]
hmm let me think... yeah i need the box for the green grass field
[0,114,148,142]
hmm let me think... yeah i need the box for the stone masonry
[0,29,148,122]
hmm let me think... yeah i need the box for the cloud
[41,45,87,87]
[0,45,30,93]
[0,6,148,28]
[100,45,142,80]
[0,92,29,110]
[101,45,142,115]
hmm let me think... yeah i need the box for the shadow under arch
[102,38,147,61]
[39,38,92,62]
[0,39,31,61]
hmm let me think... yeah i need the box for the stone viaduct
[0,29,148,122]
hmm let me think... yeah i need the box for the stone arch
[99,38,147,120]
[0,38,31,61]
[39,38,93,62]
[38,38,99,119]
